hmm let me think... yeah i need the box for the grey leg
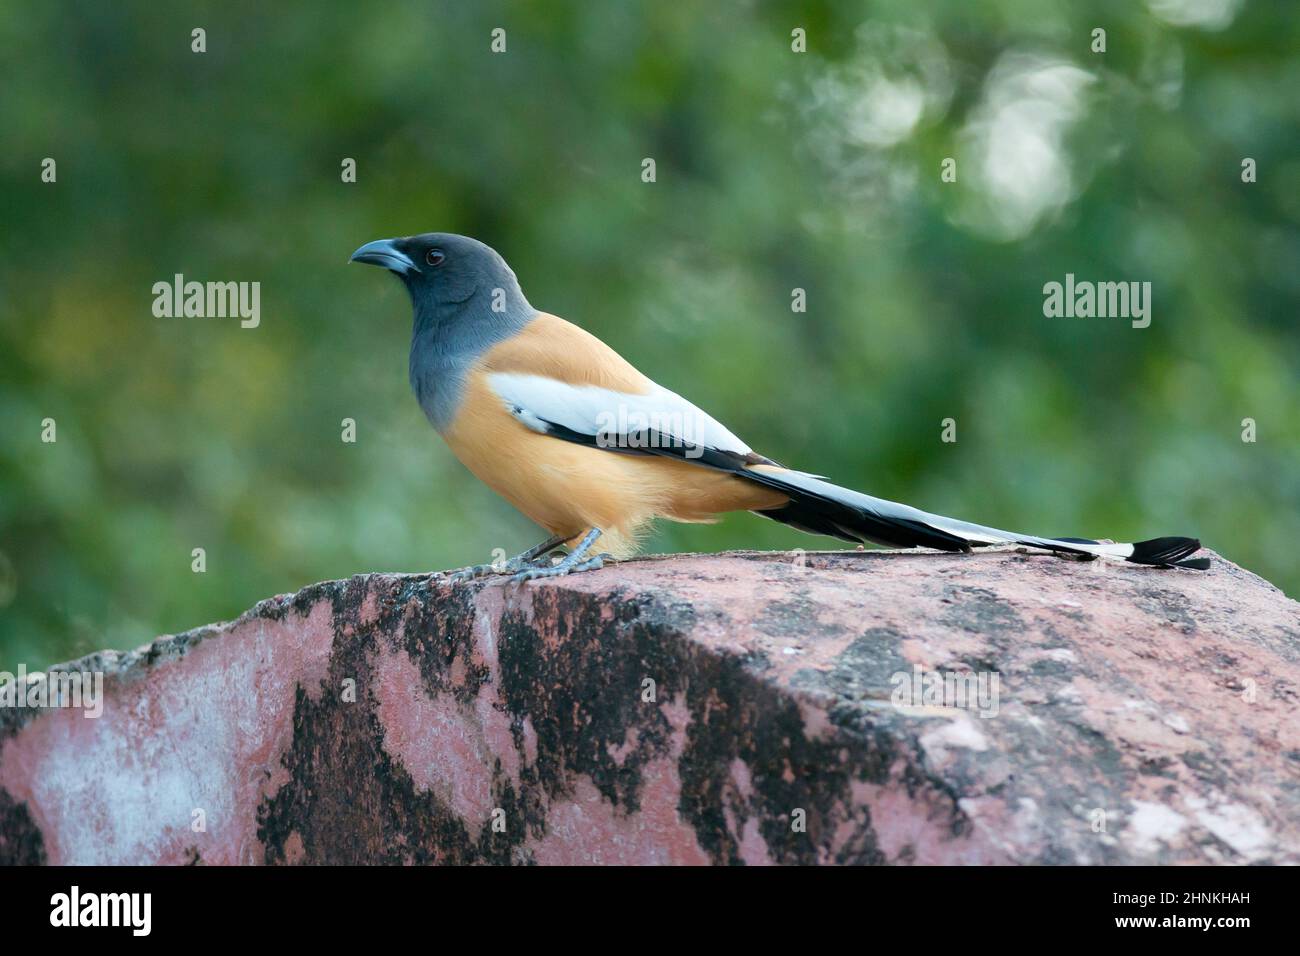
[512,527,613,582]
[446,534,568,582]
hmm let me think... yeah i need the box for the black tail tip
[1127,536,1206,569]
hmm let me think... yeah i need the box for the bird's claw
[445,552,560,582]
[511,553,613,582]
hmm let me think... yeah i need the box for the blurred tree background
[1,0,1296,671]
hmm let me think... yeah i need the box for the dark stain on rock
[0,789,46,865]
[1137,755,1179,777]
[1025,657,1075,681]
[251,574,914,865]
[496,587,687,821]
[495,586,912,864]
[1134,585,1197,629]
[754,594,847,640]
[256,577,529,864]
[1061,719,1131,788]
[1180,750,1233,790]
[737,648,774,674]
[940,585,1024,637]
[673,647,891,865]
[791,627,909,703]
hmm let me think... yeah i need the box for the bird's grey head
[350,232,532,323]
[350,232,535,430]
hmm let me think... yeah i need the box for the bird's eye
[425,249,446,267]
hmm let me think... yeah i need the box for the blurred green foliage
[1,0,1297,671]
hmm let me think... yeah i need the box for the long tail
[743,465,1209,570]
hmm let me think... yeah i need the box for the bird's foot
[438,533,569,583]
[511,552,614,582]
[511,527,606,581]
[445,552,561,582]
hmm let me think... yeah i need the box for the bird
[350,232,1208,580]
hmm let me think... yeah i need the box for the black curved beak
[349,238,417,275]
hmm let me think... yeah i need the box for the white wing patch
[487,372,754,458]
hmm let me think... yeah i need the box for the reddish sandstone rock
[1,548,1297,865]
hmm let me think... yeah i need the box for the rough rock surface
[1,547,1297,865]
